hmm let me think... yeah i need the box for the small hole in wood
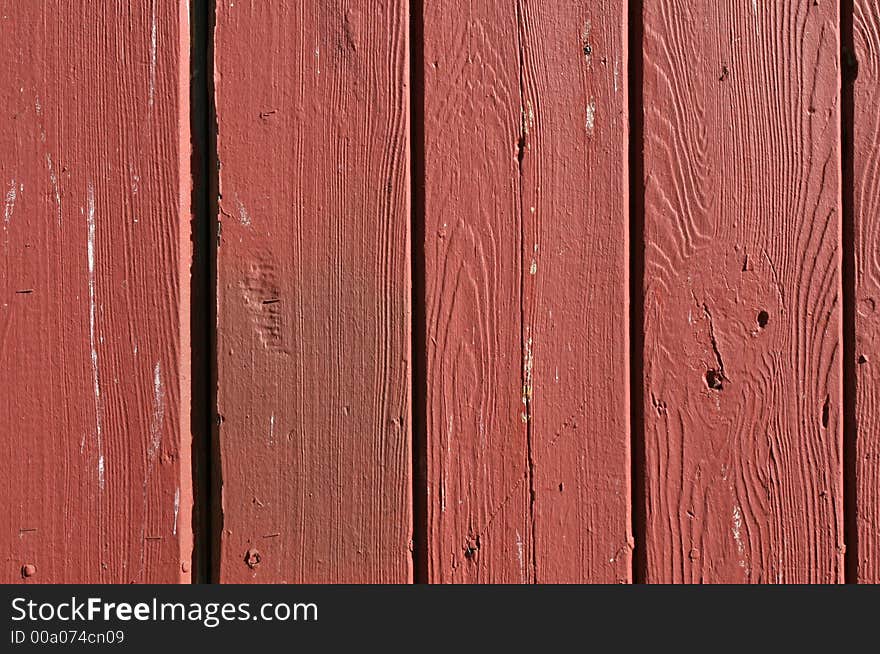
[705,369,723,390]
[244,548,262,569]
[757,310,770,329]
[516,134,526,164]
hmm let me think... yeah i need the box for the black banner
[1,584,873,650]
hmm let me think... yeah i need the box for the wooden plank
[213,1,412,583]
[422,0,630,583]
[641,1,843,582]
[853,0,880,583]
[0,1,192,582]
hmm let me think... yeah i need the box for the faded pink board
[421,0,631,582]
[0,2,192,582]
[213,1,412,582]
[641,1,843,582]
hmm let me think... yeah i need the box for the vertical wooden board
[0,2,192,582]
[522,1,631,583]
[214,1,411,583]
[641,1,843,582]
[422,0,528,583]
[853,0,880,583]
[422,0,630,583]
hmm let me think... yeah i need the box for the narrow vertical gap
[409,0,429,585]
[841,0,859,585]
[628,0,647,585]
[189,0,218,584]
[513,0,538,585]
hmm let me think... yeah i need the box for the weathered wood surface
[421,0,630,583]
[853,0,880,584]
[213,0,412,582]
[641,1,844,582]
[0,2,192,582]
[5,0,877,586]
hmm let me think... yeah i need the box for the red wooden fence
[2,0,879,584]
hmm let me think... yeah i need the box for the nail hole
[464,536,481,559]
[757,310,769,329]
[244,548,262,569]
[705,369,723,390]
[858,354,868,365]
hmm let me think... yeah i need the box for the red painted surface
[3,1,879,586]
[853,0,880,583]
[213,0,412,583]
[641,1,843,582]
[0,2,192,582]
[421,0,630,583]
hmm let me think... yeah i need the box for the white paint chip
[172,487,180,535]
[269,413,275,445]
[515,530,526,583]
[585,101,596,133]
[236,197,251,226]
[4,179,16,226]
[733,504,747,569]
[87,183,104,490]
[522,334,534,421]
[149,361,165,462]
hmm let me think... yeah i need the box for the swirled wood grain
[641,0,843,582]
[422,0,630,583]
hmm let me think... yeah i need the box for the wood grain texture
[853,0,880,583]
[422,0,630,583]
[641,1,843,582]
[0,1,192,583]
[214,0,412,583]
